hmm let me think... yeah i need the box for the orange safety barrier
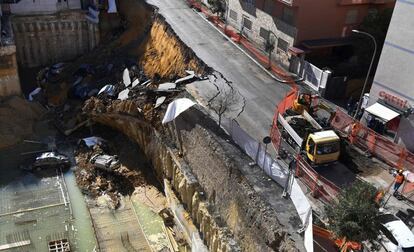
[331,109,414,172]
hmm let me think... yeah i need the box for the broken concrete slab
[157,82,176,91]
[131,78,139,88]
[118,89,130,101]
[155,96,166,108]
[123,68,131,87]
[174,71,197,85]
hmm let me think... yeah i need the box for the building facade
[365,0,414,151]
[226,0,395,68]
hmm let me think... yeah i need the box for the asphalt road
[147,0,291,142]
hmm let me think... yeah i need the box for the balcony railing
[0,14,14,47]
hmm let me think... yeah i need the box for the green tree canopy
[325,181,381,243]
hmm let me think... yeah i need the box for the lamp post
[352,29,377,119]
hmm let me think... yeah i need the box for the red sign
[379,91,408,110]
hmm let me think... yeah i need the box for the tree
[208,0,225,17]
[208,84,243,127]
[325,181,381,243]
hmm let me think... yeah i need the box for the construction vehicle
[292,92,336,126]
[278,108,341,165]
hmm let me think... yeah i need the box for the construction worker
[393,170,405,196]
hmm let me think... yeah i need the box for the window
[277,38,289,52]
[229,9,238,21]
[308,139,315,155]
[345,10,358,24]
[259,27,269,40]
[282,7,294,25]
[242,16,252,30]
[316,142,340,155]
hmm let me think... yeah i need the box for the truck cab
[306,130,340,165]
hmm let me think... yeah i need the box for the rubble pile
[75,144,146,209]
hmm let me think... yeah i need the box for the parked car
[90,154,120,171]
[26,152,71,171]
[377,213,414,252]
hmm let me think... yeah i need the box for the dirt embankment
[117,0,209,79]
[0,96,45,149]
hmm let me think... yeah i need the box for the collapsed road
[0,0,307,251]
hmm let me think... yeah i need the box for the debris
[162,98,196,124]
[86,6,99,24]
[72,76,83,86]
[78,136,106,148]
[123,68,131,87]
[131,79,140,88]
[157,82,176,91]
[28,87,42,101]
[174,70,197,85]
[108,0,118,13]
[98,85,115,96]
[155,96,166,108]
[118,89,130,100]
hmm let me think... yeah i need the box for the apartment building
[363,0,414,151]
[226,0,395,68]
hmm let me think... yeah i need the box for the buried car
[26,152,71,171]
[378,213,414,252]
[90,154,120,171]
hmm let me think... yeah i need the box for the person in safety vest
[393,170,405,196]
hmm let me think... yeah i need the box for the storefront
[363,91,412,142]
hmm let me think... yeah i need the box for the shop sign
[379,91,409,110]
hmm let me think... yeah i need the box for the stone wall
[227,0,297,68]
[12,10,99,67]
[0,45,21,98]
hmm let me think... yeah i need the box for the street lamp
[352,29,377,119]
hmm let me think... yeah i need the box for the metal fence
[221,118,313,252]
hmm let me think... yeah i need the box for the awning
[301,37,355,49]
[365,102,401,122]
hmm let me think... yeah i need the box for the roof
[365,102,401,122]
[382,217,414,248]
[311,130,340,141]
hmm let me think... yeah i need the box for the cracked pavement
[147,0,291,142]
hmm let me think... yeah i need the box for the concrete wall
[369,0,414,151]
[0,45,21,98]
[83,98,302,251]
[11,10,99,67]
[10,0,81,15]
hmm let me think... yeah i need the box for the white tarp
[108,0,118,13]
[117,89,130,100]
[123,68,131,87]
[28,87,42,101]
[366,102,400,122]
[162,98,195,124]
[98,85,115,96]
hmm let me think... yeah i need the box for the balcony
[337,0,395,5]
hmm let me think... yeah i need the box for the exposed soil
[0,96,46,149]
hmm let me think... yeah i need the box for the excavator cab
[292,93,312,114]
